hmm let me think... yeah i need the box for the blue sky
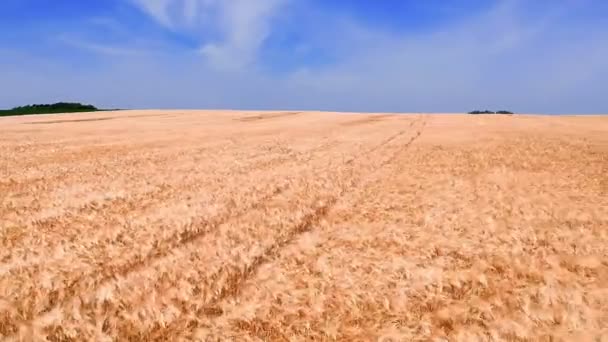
[1,0,607,113]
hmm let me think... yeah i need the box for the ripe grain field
[0,110,607,341]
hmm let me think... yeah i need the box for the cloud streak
[199,0,287,70]
[130,0,287,70]
[56,35,145,56]
[130,0,174,28]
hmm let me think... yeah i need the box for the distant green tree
[468,110,514,115]
[468,110,495,114]
[0,102,100,117]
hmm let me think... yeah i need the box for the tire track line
[142,115,427,340]
[2,124,346,233]
[0,183,288,338]
[2,136,331,261]
[235,112,302,122]
[340,114,395,127]
[0,135,350,337]
[3,117,376,274]
[215,115,426,302]
[0,138,339,271]
[217,118,427,340]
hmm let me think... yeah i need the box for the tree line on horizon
[0,102,100,117]
[468,110,514,114]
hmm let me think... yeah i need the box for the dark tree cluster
[0,102,100,117]
[468,110,514,115]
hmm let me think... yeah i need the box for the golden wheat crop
[0,110,607,341]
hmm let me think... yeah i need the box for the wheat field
[0,110,607,341]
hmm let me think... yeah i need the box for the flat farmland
[0,110,607,341]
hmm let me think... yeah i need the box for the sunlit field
[1,110,607,341]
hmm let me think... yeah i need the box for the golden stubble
[0,110,607,341]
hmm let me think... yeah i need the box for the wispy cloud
[56,35,145,56]
[87,17,131,36]
[130,0,287,70]
[130,0,175,29]
[198,0,288,70]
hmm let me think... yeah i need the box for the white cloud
[130,0,287,70]
[130,0,174,28]
[56,35,145,56]
[200,0,286,70]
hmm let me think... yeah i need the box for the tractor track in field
[340,114,396,127]
[210,115,426,301]
[23,113,171,125]
[139,115,428,340]
[0,137,342,267]
[235,112,303,122]
[0,128,356,336]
